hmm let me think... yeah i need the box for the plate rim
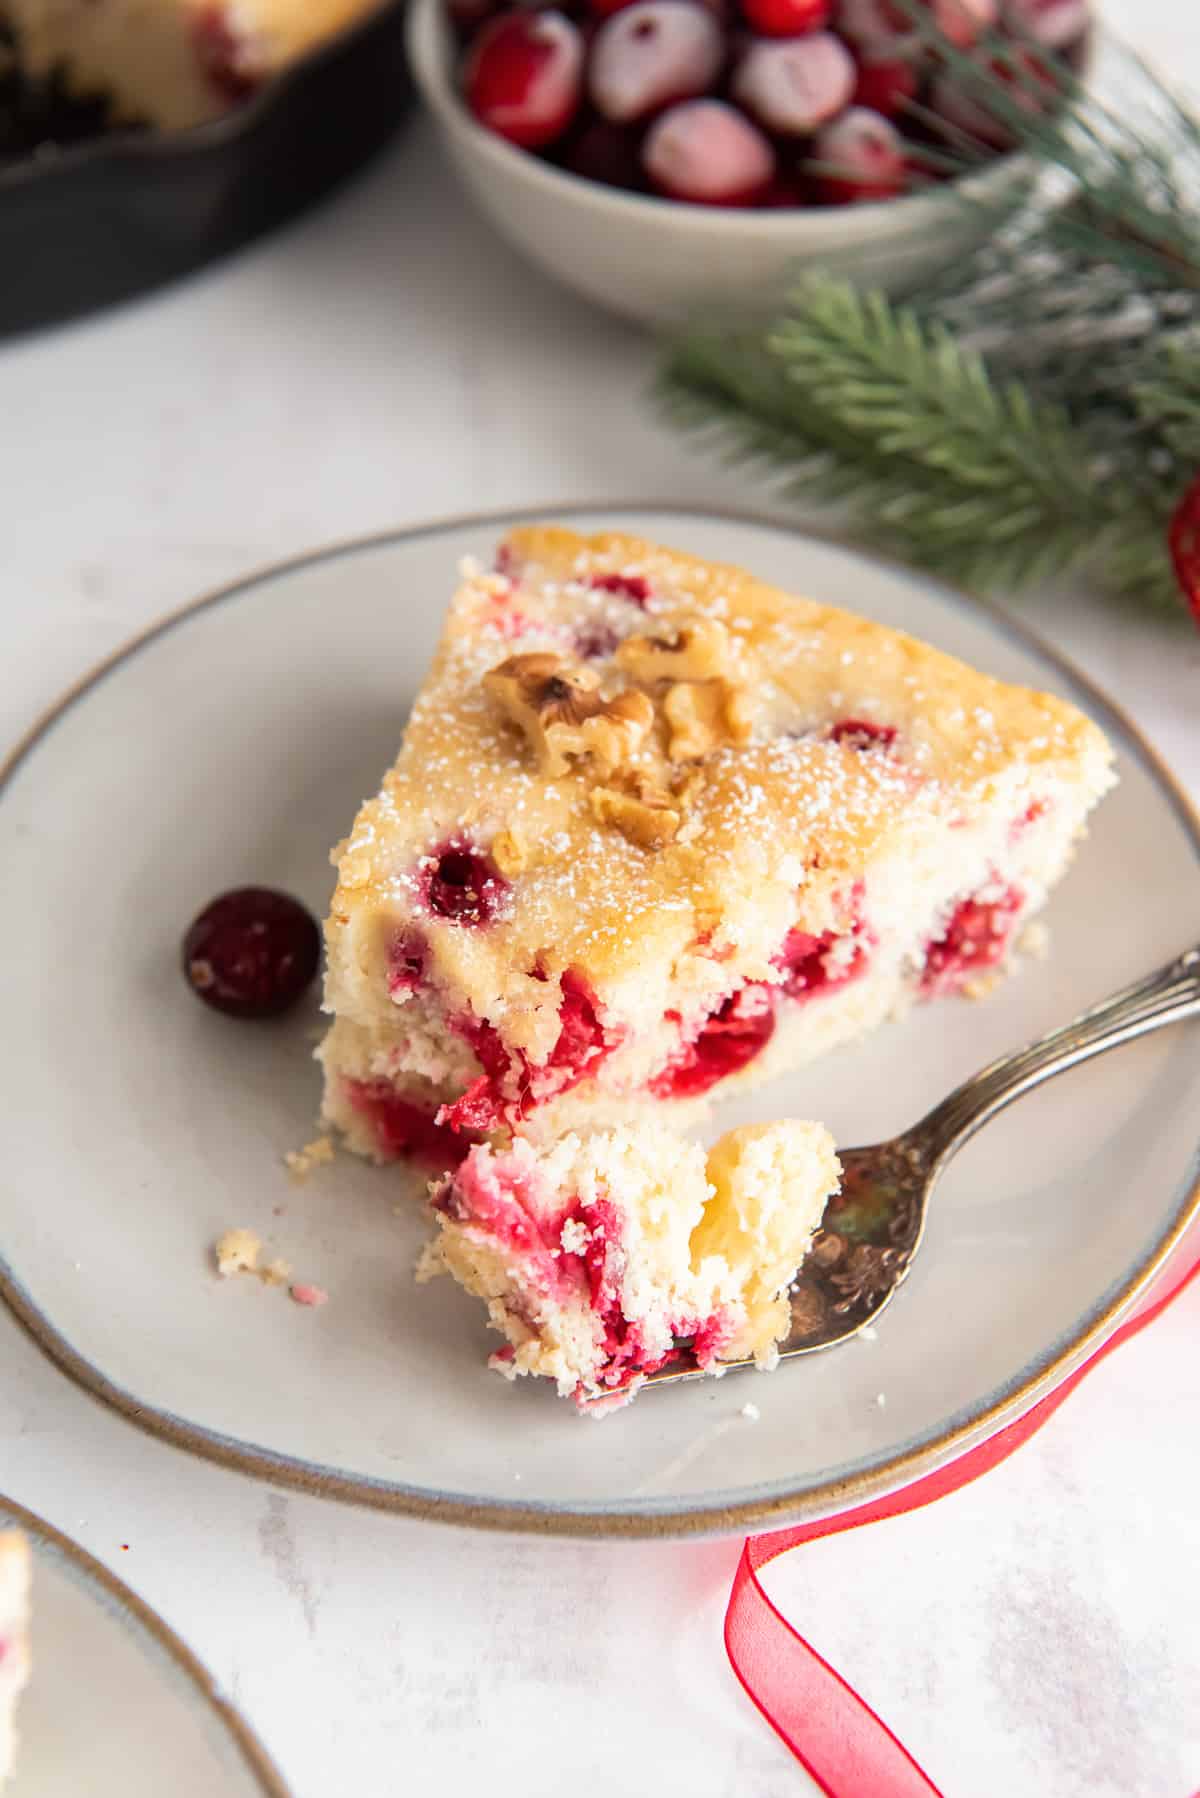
[3,500,1198,1540]
[0,1491,290,1795]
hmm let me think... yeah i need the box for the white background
[2,2,1200,1792]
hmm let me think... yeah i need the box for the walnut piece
[615,617,735,684]
[663,680,756,762]
[483,652,654,778]
[490,828,528,876]
[590,774,682,849]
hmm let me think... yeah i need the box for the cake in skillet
[419,1118,841,1409]
[2,0,380,129]
[319,525,1116,1164]
[0,1533,30,1788]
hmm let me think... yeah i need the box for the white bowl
[407,0,1034,327]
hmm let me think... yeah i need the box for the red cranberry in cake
[589,571,653,605]
[0,1534,30,1786]
[345,1081,474,1169]
[422,842,509,925]
[319,525,1114,1167]
[644,99,776,204]
[812,107,908,203]
[386,928,427,995]
[419,1120,842,1408]
[464,10,585,148]
[732,33,856,138]
[587,2,724,126]
[183,887,320,1018]
[830,718,897,750]
[192,7,264,105]
[921,883,1023,993]
[650,986,776,1099]
[4,0,382,130]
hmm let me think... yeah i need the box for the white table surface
[2,4,1199,1793]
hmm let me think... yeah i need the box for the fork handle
[914,945,1200,1164]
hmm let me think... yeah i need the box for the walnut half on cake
[0,1533,30,1789]
[318,525,1116,1163]
[419,1119,841,1410]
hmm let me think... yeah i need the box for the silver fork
[642,944,1200,1389]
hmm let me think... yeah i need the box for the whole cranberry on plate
[183,888,321,1019]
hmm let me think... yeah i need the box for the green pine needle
[656,28,1200,621]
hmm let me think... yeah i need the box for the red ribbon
[727,1228,1200,1798]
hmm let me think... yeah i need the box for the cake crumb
[215,1229,261,1278]
[1018,919,1051,962]
[740,1402,761,1422]
[875,1392,887,1408]
[290,1283,329,1308]
[284,1135,335,1182]
[962,971,1004,1001]
[261,1259,292,1288]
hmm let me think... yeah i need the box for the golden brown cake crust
[325,526,1113,1051]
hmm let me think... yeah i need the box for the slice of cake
[0,1533,30,1788]
[419,1119,841,1409]
[320,526,1115,1163]
[3,0,380,130]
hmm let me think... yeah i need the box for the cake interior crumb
[284,1134,336,1181]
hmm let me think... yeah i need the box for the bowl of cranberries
[408,0,1091,324]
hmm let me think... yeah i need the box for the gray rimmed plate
[0,1496,286,1794]
[2,507,1197,1538]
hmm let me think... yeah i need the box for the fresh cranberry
[921,885,1023,993]
[1002,0,1090,49]
[644,98,776,204]
[561,117,647,190]
[191,7,262,104]
[811,106,908,202]
[741,0,831,35]
[923,0,998,45]
[464,10,585,148]
[588,2,724,125]
[182,887,320,1019]
[834,0,910,48]
[385,928,426,996]
[928,43,1060,147]
[830,717,898,749]
[423,842,508,925]
[590,571,653,605]
[650,984,776,1098]
[852,54,919,116]
[733,33,855,138]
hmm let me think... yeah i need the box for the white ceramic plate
[0,1497,286,1795]
[2,508,1198,1539]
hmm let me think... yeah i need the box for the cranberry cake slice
[418,1119,840,1409]
[320,525,1115,1161]
[4,0,380,129]
[0,1534,30,1788]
